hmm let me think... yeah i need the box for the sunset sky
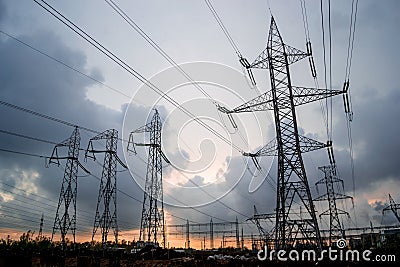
[0,0,400,249]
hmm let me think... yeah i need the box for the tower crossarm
[219,89,274,114]
[219,86,344,114]
[314,193,353,202]
[243,138,277,157]
[250,213,276,222]
[292,86,345,106]
[130,122,152,134]
[250,43,309,69]
[243,136,327,160]
[298,135,328,153]
[319,209,350,217]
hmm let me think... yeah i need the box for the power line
[1,25,252,222]
[0,180,133,229]
[102,1,256,218]
[104,0,217,106]
[0,104,250,221]
[3,3,255,220]
[0,29,131,99]
[0,30,200,162]
[0,145,195,224]
[0,149,253,238]
[343,0,359,201]
[0,100,100,135]
[204,0,242,57]
[0,129,57,145]
[320,0,330,140]
[0,147,49,160]
[1,125,246,222]
[2,0,270,225]
[33,0,244,154]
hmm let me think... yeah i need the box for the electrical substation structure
[128,110,169,248]
[220,16,347,250]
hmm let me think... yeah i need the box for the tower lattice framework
[221,16,346,250]
[128,110,169,248]
[50,127,81,249]
[86,129,126,246]
[314,163,352,245]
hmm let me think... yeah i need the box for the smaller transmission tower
[38,213,44,239]
[247,206,270,245]
[128,109,169,248]
[86,129,127,246]
[383,194,400,224]
[50,127,86,249]
[314,158,352,245]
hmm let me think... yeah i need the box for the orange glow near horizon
[1,227,253,250]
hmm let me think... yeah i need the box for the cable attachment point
[242,152,261,171]
[326,141,336,166]
[217,105,231,114]
[342,80,353,121]
[239,56,256,86]
[306,42,317,78]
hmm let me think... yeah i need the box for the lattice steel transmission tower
[220,16,346,250]
[314,162,352,245]
[128,110,169,248]
[50,127,84,249]
[38,213,44,239]
[383,194,400,224]
[86,129,126,246]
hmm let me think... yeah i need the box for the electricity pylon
[314,162,352,246]
[128,109,169,248]
[50,127,87,249]
[85,129,127,246]
[383,194,400,224]
[219,16,346,250]
[38,213,44,239]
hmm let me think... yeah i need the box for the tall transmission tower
[383,194,400,224]
[128,110,169,248]
[50,127,85,249]
[86,129,126,246]
[314,162,352,245]
[219,16,346,250]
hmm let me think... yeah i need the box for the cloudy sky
[0,0,399,247]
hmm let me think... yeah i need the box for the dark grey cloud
[329,88,400,194]
[0,0,6,23]
[0,30,150,237]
